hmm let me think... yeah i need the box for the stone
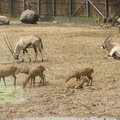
[20,10,39,24]
[0,16,10,25]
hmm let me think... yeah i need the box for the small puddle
[0,85,27,104]
[11,117,120,120]
[0,77,27,104]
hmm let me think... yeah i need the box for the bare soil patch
[0,22,120,120]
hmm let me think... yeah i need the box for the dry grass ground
[0,22,120,119]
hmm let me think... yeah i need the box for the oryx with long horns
[4,35,43,62]
[101,30,120,59]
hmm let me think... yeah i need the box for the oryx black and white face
[13,53,19,60]
[101,41,107,49]
[101,36,112,50]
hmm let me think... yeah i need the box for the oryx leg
[105,49,116,59]
[38,47,43,62]
[22,50,25,62]
[25,49,31,62]
[23,43,32,62]
[105,54,114,59]
[22,49,31,62]
[33,45,38,62]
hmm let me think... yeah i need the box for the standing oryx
[101,36,120,59]
[4,35,43,62]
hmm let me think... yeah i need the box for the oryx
[101,36,120,59]
[4,35,43,62]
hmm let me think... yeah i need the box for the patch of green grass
[40,15,95,24]
[0,78,26,104]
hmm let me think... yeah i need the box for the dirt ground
[0,22,120,120]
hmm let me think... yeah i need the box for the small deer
[23,65,46,88]
[65,77,90,89]
[65,67,94,86]
[0,65,17,86]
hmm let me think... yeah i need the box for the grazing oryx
[101,36,120,59]
[4,35,43,62]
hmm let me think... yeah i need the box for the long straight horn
[104,36,110,42]
[4,35,14,57]
[105,28,116,42]
[5,35,14,53]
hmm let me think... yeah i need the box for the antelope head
[101,36,112,49]
[4,35,19,62]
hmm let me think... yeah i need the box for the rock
[20,10,39,24]
[0,16,10,25]
[117,18,120,23]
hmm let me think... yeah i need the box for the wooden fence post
[52,0,55,20]
[9,0,13,16]
[105,0,108,18]
[23,0,26,10]
[69,0,72,16]
[37,0,40,15]
[86,0,90,17]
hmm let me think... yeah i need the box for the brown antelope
[4,35,43,63]
[101,35,120,59]
[0,65,17,86]
[65,67,94,86]
[23,65,46,88]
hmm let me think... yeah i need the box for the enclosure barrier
[0,0,120,22]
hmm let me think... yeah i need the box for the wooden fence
[0,0,120,18]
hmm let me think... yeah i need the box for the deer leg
[79,79,85,88]
[23,80,28,88]
[2,77,6,86]
[29,77,35,87]
[43,74,46,84]
[39,74,45,86]
[76,76,80,81]
[30,79,32,86]
[12,74,16,86]
[87,75,93,86]
[32,77,35,87]
[33,45,38,62]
